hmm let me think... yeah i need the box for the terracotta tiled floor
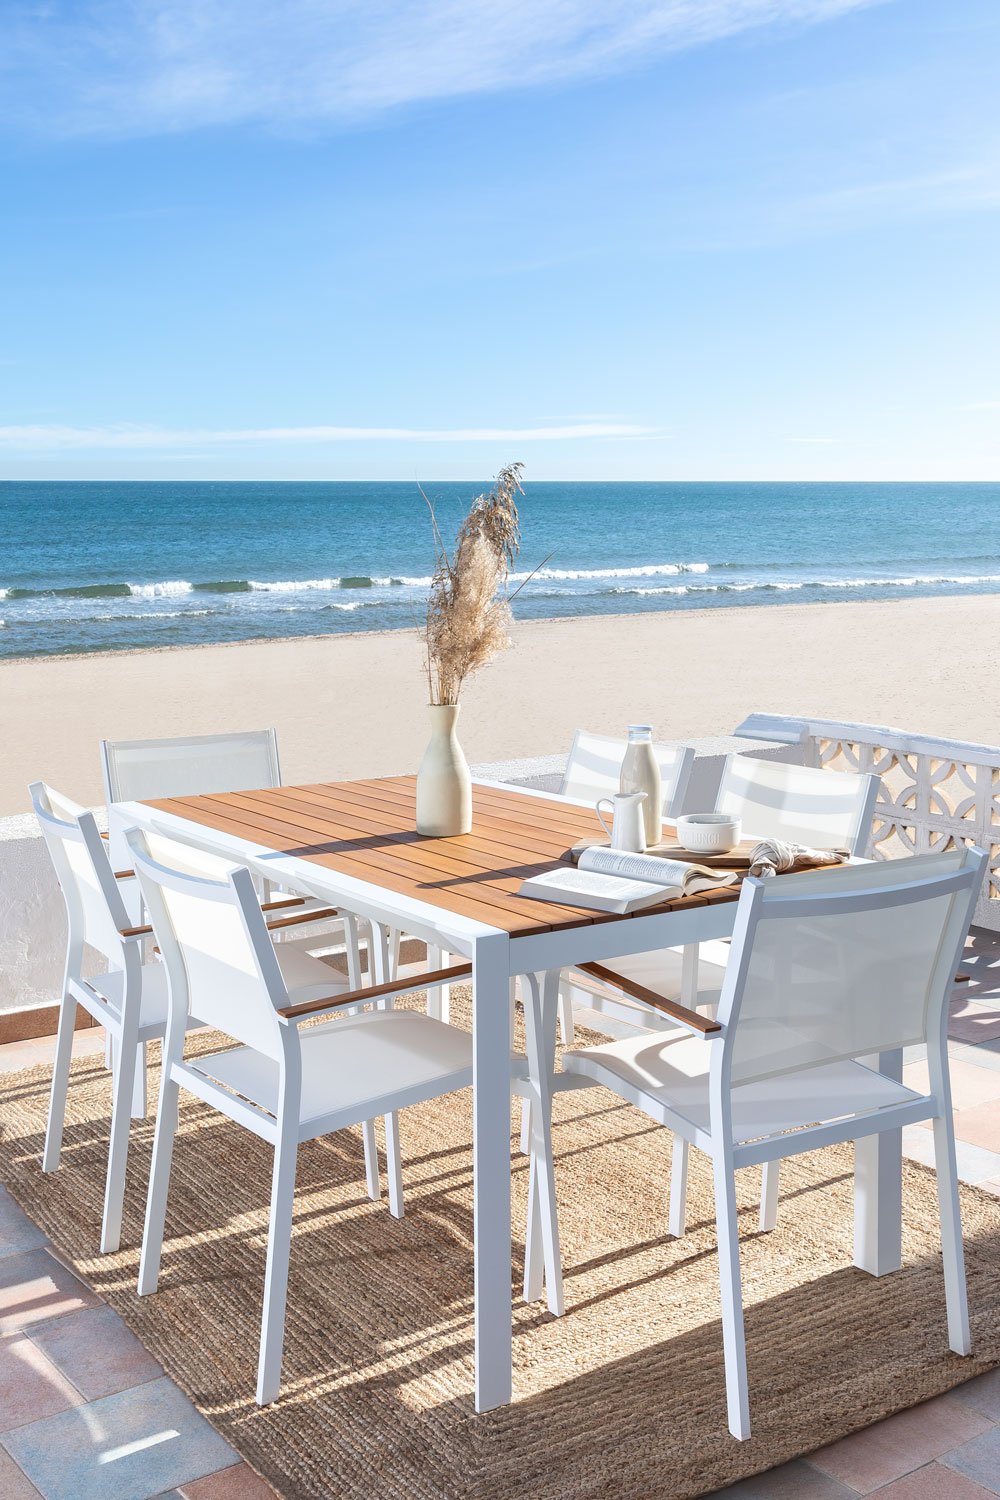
[3,937,1000,1499]
[0,1036,276,1499]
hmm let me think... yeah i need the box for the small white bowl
[675,812,742,855]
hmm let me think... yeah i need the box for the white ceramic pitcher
[595,790,647,853]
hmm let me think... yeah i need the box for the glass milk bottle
[619,724,662,846]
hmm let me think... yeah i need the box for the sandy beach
[2,593,999,816]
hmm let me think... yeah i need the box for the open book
[518,846,738,914]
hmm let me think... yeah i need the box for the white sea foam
[128,580,194,598]
[379,574,433,587]
[514,561,709,582]
[814,572,1000,588]
[0,589,8,600]
[249,577,342,592]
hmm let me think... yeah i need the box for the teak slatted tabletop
[144,775,743,938]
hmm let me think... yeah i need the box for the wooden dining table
[113,774,904,1411]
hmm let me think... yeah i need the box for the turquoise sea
[2,480,1000,660]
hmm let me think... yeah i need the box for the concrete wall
[0,736,801,1016]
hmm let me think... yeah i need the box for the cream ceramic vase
[416,703,472,836]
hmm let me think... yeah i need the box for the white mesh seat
[566,1033,923,1141]
[193,1009,472,1131]
[531,848,987,1440]
[87,965,171,1038]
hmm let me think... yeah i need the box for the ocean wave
[1,579,197,601]
[245,574,433,592]
[127,580,193,599]
[612,571,1000,598]
[515,561,709,582]
[814,572,1000,588]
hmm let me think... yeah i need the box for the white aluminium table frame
[115,779,904,1412]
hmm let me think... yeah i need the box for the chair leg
[369,922,404,1217]
[759,1160,780,1232]
[557,986,575,1046]
[425,944,442,1019]
[102,1029,138,1254]
[519,1096,532,1155]
[713,1153,751,1440]
[361,1119,380,1201]
[385,1113,404,1219]
[42,991,78,1173]
[137,1065,182,1296]
[130,1041,148,1119]
[256,1126,299,1405]
[668,1136,689,1237]
[932,1113,971,1355]
[343,914,379,1197]
[523,1146,545,1304]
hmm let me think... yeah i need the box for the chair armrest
[574,962,721,1036]
[278,962,473,1022]
[265,906,340,931]
[260,895,308,913]
[119,923,154,939]
[114,868,135,881]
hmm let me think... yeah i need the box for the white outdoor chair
[530,847,986,1439]
[560,728,695,813]
[31,783,355,1255]
[558,754,880,1231]
[100,729,341,938]
[127,825,478,1405]
[555,730,695,1044]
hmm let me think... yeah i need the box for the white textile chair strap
[715,754,878,856]
[561,729,694,817]
[100,728,281,804]
[29,781,142,963]
[718,847,986,1093]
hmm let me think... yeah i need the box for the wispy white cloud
[967,400,1000,411]
[788,436,838,443]
[0,421,658,450]
[0,0,877,137]
[797,163,1000,221]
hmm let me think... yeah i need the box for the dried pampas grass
[422,462,531,706]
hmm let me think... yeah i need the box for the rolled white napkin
[747,839,849,878]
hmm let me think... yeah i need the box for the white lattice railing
[736,714,1000,932]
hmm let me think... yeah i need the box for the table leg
[854,1047,903,1275]
[523,969,563,1314]
[472,931,513,1412]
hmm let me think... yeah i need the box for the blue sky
[1,0,998,480]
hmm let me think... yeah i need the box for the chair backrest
[715,754,879,855]
[561,730,694,817]
[717,847,986,1091]
[29,782,131,965]
[126,827,289,1059]
[101,729,281,805]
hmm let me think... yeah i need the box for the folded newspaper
[519,846,738,914]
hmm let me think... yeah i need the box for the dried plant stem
[422,462,528,706]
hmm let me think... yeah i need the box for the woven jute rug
[2,991,1000,1500]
